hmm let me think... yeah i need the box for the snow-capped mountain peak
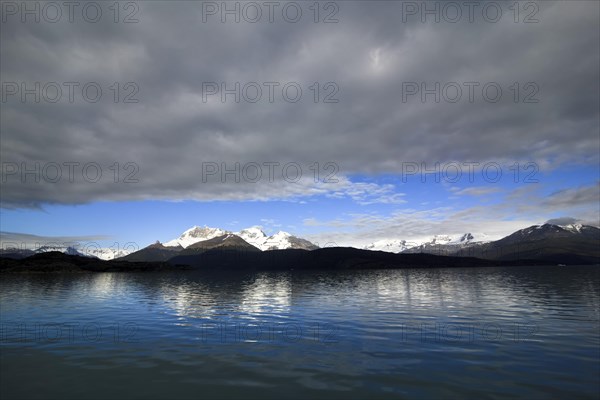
[237,226,267,240]
[238,229,313,250]
[561,223,584,233]
[510,223,597,241]
[363,239,411,253]
[261,231,317,251]
[83,247,133,260]
[164,225,228,248]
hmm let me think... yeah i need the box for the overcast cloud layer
[1,0,598,209]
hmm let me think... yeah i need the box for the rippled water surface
[1,266,599,399]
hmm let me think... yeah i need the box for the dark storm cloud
[541,182,600,208]
[1,1,598,207]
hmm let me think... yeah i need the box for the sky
[1,0,599,251]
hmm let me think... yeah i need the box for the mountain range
[364,232,489,253]
[121,227,317,262]
[1,223,598,265]
[0,244,132,261]
[164,225,319,251]
[0,226,318,261]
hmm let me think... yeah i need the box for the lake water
[1,266,599,399]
